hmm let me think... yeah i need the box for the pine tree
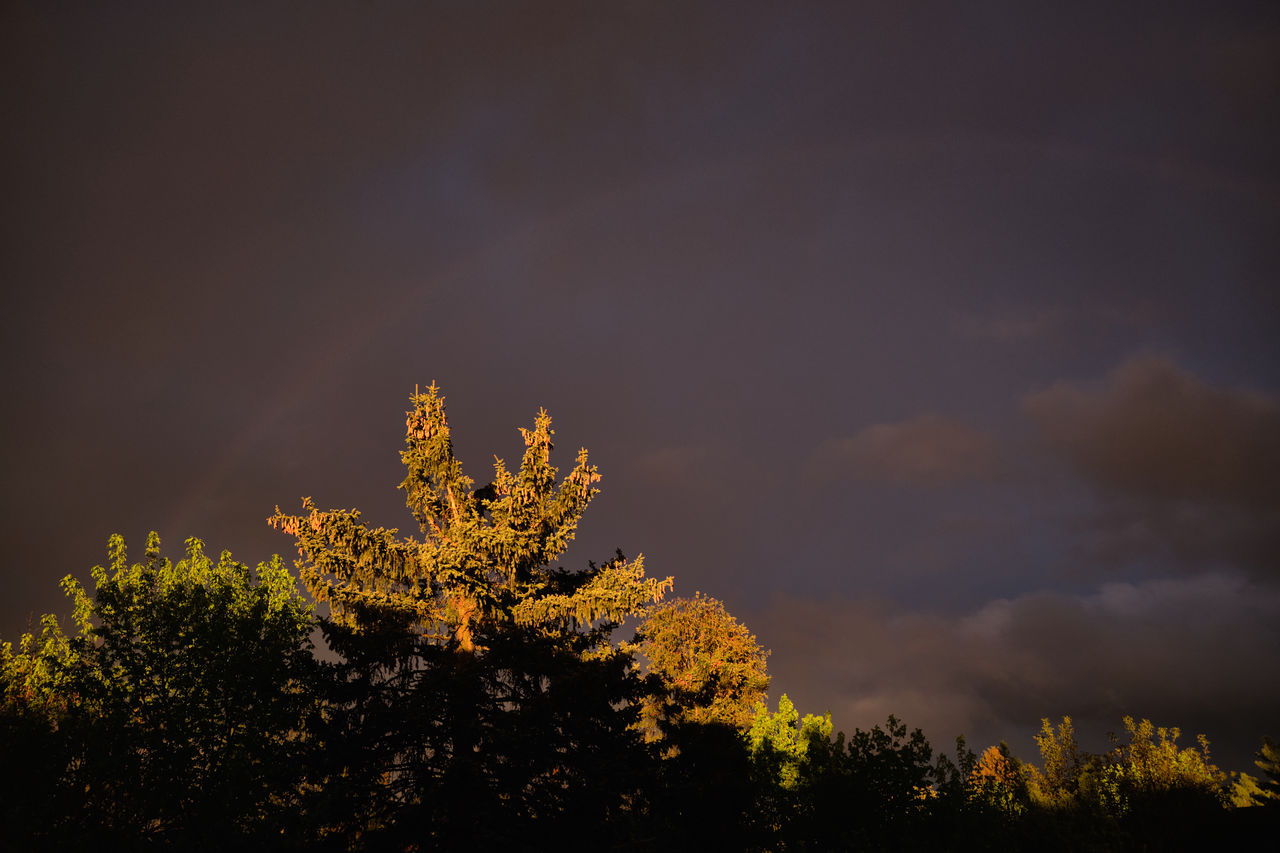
[1253,737,1280,806]
[269,384,672,846]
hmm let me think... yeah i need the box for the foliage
[1096,716,1226,813]
[746,693,832,790]
[1028,715,1086,806]
[1017,715,1248,849]
[1251,737,1280,806]
[270,384,670,646]
[842,714,940,821]
[637,592,770,738]
[0,610,79,843]
[769,706,945,849]
[969,742,1032,816]
[269,384,672,847]
[7,383,1280,848]
[646,720,769,851]
[1,534,318,849]
[0,607,79,716]
[1231,771,1269,808]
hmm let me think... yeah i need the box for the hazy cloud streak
[812,414,999,487]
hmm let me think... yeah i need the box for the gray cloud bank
[1025,355,1280,580]
[757,571,1280,772]
[761,355,1280,771]
[1025,354,1280,511]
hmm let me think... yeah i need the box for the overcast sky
[4,1,1278,770]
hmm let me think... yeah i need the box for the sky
[3,1,1278,771]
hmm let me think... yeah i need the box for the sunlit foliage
[1028,715,1086,806]
[3,383,1277,848]
[1,534,318,848]
[970,742,1032,816]
[268,384,672,846]
[637,592,770,738]
[270,383,670,647]
[1251,737,1280,806]
[1095,716,1226,814]
[747,694,832,790]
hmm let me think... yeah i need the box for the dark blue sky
[3,1,1278,769]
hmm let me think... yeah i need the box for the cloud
[753,575,1280,771]
[628,446,708,487]
[812,414,998,487]
[1022,355,1280,580]
[1068,500,1280,580]
[1023,354,1280,509]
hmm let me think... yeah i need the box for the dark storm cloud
[1022,355,1280,579]
[812,414,999,487]
[755,573,1280,771]
[1024,354,1280,509]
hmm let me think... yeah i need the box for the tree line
[3,385,1277,850]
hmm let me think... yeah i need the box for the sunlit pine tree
[268,384,672,846]
[270,383,670,647]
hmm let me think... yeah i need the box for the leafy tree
[0,603,81,844]
[801,713,947,850]
[1103,716,1226,806]
[969,743,1031,816]
[0,602,80,716]
[1,534,319,849]
[636,592,770,738]
[1028,715,1086,806]
[746,693,833,790]
[843,715,941,826]
[269,384,672,847]
[1019,715,1245,849]
[738,694,834,849]
[1090,717,1229,848]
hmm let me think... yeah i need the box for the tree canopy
[636,591,770,738]
[1,534,318,849]
[2,383,1276,849]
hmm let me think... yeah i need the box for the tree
[1091,717,1229,848]
[1,534,319,849]
[1230,771,1269,809]
[268,384,672,846]
[970,743,1031,816]
[1028,715,1085,806]
[636,592,770,738]
[799,713,947,850]
[1250,737,1280,807]
[1106,716,1225,802]
[746,694,833,790]
[1,603,80,846]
